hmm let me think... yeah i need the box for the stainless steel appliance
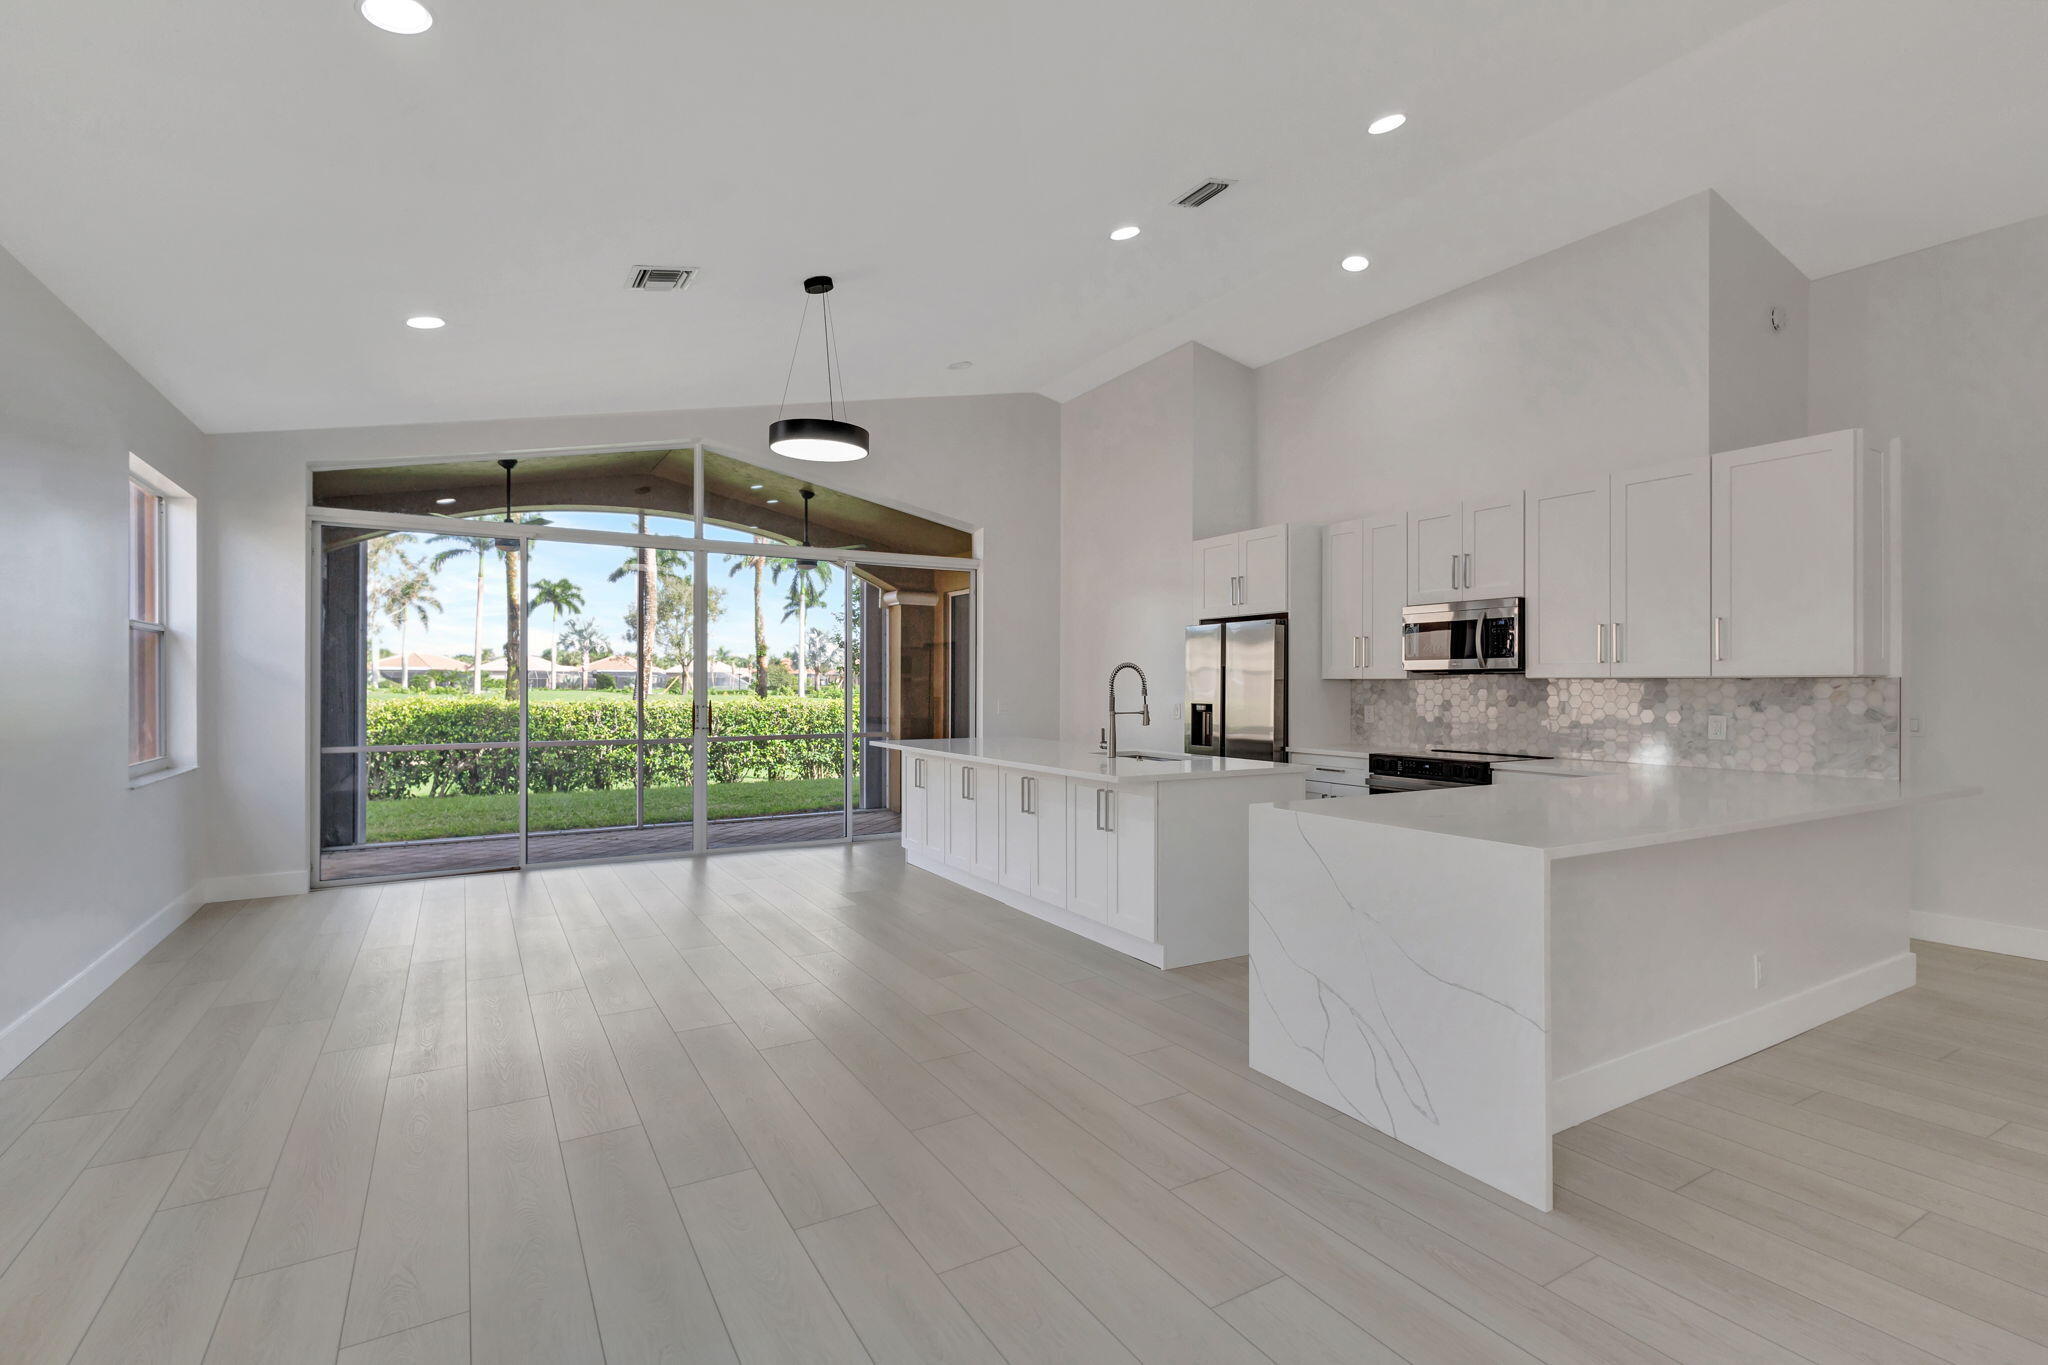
[1366,751,1493,793]
[1401,597,1524,672]
[1184,616,1287,761]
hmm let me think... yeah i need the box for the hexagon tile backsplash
[1349,676,1901,778]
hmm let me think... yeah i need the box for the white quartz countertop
[1277,760,1971,858]
[873,737,1308,785]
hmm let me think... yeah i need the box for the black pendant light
[794,488,818,569]
[769,275,869,463]
[493,458,519,550]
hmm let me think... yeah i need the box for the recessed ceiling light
[405,315,445,329]
[1109,225,1141,242]
[766,498,781,505]
[434,497,456,505]
[948,360,974,370]
[1367,112,1406,136]
[749,484,764,490]
[359,0,433,34]
[1341,255,1370,272]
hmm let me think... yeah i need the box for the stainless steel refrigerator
[1184,616,1287,761]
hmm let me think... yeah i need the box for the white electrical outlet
[1707,714,1730,741]
[1752,953,1765,989]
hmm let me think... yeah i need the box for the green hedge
[364,694,850,798]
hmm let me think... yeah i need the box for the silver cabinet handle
[961,766,970,800]
[1613,622,1624,664]
[1595,624,1606,663]
[1093,788,1105,831]
[915,759,924,790]
[1450,554,1459,590]
[1464,553,1473,590]
[1103,790,1115,833]
[1351,635,1361,670]
[1713,616,1725,661]
[1361,635,1370,668]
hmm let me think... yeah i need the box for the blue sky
[369,513,844,666]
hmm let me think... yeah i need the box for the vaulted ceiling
[4,0,2046,433]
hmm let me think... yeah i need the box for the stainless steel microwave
[1401,597,1524,672]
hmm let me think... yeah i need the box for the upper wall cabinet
[1195,523,1313,618]
[1321,514,1408,679]
[1712,430,1894,677]
[1408,491,1524,604]
[1527,460,1710,678]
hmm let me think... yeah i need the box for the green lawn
[366,777,844,842]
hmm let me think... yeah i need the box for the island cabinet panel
[878,740,1308,970]
[999,770,1066,908]
[1067,780,1119,924]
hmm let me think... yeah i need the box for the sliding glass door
[316,514,962,884]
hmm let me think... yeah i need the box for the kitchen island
[876,738,1307,968]
[1248,761,1969,1209]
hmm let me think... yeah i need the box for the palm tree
[497,515,549,697]
[382,570,441,688]
[427,534,490,694]
[365,536,416,689]
[608,539,690,699]
[558,619,610,690]
[529,577,584,690]
[778,564,832,697]
[727,540,781,698]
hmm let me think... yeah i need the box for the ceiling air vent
[627,266,696,292]
[1174,179,1235,208]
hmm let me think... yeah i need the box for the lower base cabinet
[892,749,1300,967]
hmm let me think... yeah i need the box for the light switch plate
[1707,714,1730,741]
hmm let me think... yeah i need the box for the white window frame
[128,455,196,785]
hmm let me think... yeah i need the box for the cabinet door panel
[999,769,1033,894]
[1197,536,1240,616]
[1612,459,1710,677]
[1409,506,1463,603]
[970,764,1001,881]
[1104,789,1155,942]
[1321,521,1365,678]
[1363,517,1409,678]
[1712,435,1857,675]
[943,762,974,871]
[1464,491,1525,599]
[1067,783,1116,923]
[1237,526,1289,615]
[903,756,931,853]
[1030,776,1068,907]
[1527,479,1610,677]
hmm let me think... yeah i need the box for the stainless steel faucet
[1104,661,1152,757]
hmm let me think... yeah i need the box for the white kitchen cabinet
[1712,430,1894,677]
[999,768,1066,907]
[902,754,935,853]
[1067,780,1118,923]
[1526,477,1612,677]
[1464,491,1526,599]
[1321,514,1407,679]
[1409,493,1524,603]
[1611,459,1710,677]
[942,759,999,881]
[1193,523,1309,617]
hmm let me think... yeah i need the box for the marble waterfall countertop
[872,737,1308,785]
[1277,759,1971,858]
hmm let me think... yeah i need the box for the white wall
[1707,191,1810,452]
[1057,343,1257,746]
[205,393,1060,885]
[0,242,214,1068]
[1809,211,2048,953]
[1254,194,1715,530]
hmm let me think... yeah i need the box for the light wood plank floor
[4,843,2048,1363]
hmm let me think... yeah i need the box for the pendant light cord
[821,292,837,421]
[775,295,812,421]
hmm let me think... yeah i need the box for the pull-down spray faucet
[1103,662,1152,757]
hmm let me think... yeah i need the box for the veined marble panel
[1246,804,1554,1209]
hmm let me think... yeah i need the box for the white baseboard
[0,885,206,1076]
[202,869,309,903]
[1911,911,2048,963]
[1549,951,1916,1132]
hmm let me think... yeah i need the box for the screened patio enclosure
[313,443,976,884]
